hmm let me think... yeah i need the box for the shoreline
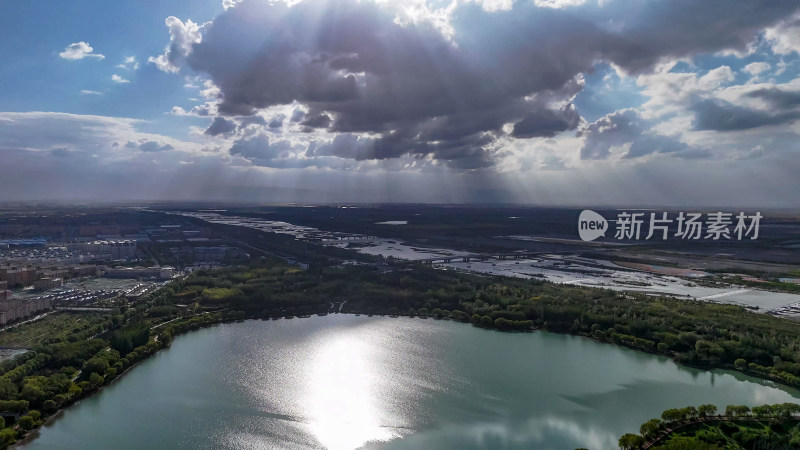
[11,341,168,449]
[14,311,800,448]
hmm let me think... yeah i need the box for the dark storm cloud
[299,113,332,131]
[204,116,237,136]
[228,133,298,164]
[171,0,800,167]
[228,133,341,169]
[746,87,800,109]
[595,0,799,71]
[691,98,800,131]
[511,105,580,139]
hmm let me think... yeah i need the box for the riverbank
[6,262,800,448]
[619,403,800,449]
[11,315,225,448]
[10,311,792,448]
[21,315,800,450]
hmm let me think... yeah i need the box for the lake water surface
[25,316,800,450]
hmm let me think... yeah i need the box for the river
[24,315,800,449]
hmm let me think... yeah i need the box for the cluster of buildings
[0,264,97,288]
[0,217,201,326]
[65,240,137,260]
[1,239,138,265]
[101,266,175,280]
[0,281,51,326]
[0,296,51,326]
[33,278,63,291]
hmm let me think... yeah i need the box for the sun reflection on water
[306,334,398,450]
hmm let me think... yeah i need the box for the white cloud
[116,56,140,70]
[59,42,105,60]
[533,0,586,9]
[111,74,130,84]
[148,17,205,74]
[742,62,770,76]
[765,13,800,55]
[464,0,514,12]
[698,65,735,90]
[635,63,736,119]
[168,102,217,117]
[80,90,103,95]
[0,112,191,156]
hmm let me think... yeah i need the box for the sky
[1,0,800,207]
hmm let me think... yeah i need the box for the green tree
[0,379,17,398]
[19,383,47,407]
[42,399,57,413]
[682,406,698,419]
[619,433,644,450]
[640,418,662,439]
[661,408,685,423]
[88,372,104,389]
[17,415,34,431]
[0,428,15,447]
[81,357,109,376]
[698,404,717,417]
[751,405,772,417]
[725,405,750,417]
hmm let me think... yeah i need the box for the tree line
[619,402,800,449]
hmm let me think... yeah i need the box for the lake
[24,316,800,450]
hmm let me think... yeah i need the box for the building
[160,266,175,279]
[70,265,98,278]
[101,266,174,280]
[66,240,137,260]
[0,265,36,287]
[0,297,51,325]
[33,278,63,291]
[0,281,7,301]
